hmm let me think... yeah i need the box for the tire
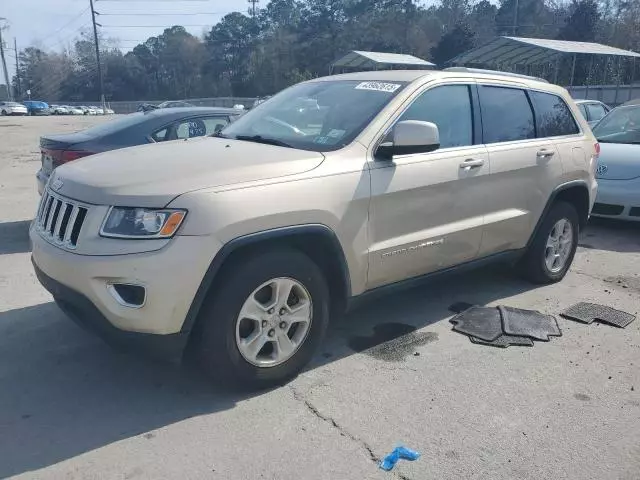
[195,248,330,389]
[1,110,6,116]
[518,201,579,284]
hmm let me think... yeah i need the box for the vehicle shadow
[0,302,243,478]
[0,220,32,255]
[580,218,640,253]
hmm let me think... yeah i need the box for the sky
[1,0,244,79]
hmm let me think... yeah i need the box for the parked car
[36,106,242,194]
[251,96,271,109]
[0,101,28,116]
[104,107,115,115]
[67,106,85,115]
[31,69,597,388]
[575,99,611,127]
[50,105,69,115]
[136,101,194,112]
[79,106,96,115]
[590,104,640,221]
[23,101,51,116]
[91,106,105,115]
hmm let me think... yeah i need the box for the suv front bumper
[30,226,221,361]
[33,260,187,362]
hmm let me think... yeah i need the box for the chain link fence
[62,97,257,114]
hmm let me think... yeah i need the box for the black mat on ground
[561,302,636,328]
[470,334,534,348]
[450,306,503,342]
[499,306,562,341]
[448,302,474,314]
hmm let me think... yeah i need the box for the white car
[0,101,28,116]
[51,105,69,115]
[104,107,115,114]
[91,106,104,115]
[591,103,640,221]
[67,106,85,115]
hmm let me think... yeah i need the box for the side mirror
[376,120,440,160]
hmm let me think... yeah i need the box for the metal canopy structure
[450,37,640,105]
[450,36,640,66]
[331,50,435,74]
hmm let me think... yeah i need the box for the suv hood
[597,143,640,180]
[51,137,325,207]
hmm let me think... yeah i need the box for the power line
[33,7,91,45]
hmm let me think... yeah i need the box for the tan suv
[31,69,598,387]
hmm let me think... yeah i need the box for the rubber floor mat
[561,302,636,328]
[448,302,474,314]
[499,306,562,341]
[470,334,534,348]
[450,306,503,342]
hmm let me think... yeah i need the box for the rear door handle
[537,149,555,159]
[459,158,485,170]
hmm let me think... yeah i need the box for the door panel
[479,139,560,256]
[368,146,490,288]
[478,86,564,256]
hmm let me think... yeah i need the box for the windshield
[221,80,407,152]
[593,105,640,144]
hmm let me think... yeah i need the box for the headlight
[100,207,186,239]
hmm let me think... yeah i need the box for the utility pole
[14,37,20,98]
[248,0,259,17]
[89,0,105,110]
[0,22,12,101]
[512,0,519,36]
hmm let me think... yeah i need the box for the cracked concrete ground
[1,116,639,479]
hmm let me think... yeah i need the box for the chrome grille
[35,190,88,249]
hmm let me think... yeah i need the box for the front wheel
[1,110,7,116]
[518,201,579,284]
[195,249,330,389]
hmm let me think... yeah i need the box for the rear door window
[479,86,535,143]
[586,103,607,123]
[529,91,579,137]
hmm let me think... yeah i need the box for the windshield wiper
[233,134,293,148]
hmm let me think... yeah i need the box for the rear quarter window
[529,91,579,137]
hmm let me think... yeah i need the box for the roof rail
[443,67,549,83]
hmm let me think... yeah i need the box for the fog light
[108,283,146,308]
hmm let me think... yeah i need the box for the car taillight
[61,150,94,163]
[590,142,600,176]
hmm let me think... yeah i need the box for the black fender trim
[527,179,590,248]
[180,224,351,336]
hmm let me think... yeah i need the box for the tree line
[12,0,640,102]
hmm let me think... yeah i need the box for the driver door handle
[537,148,555,159]
[459,158,485,170]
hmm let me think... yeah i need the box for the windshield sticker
[327,129,346,139]
[314,136,332,144]
[355,82,401,93]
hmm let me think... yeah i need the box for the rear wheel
[518,201,579,284]
[1,109,6,116]
[195,249,330,389]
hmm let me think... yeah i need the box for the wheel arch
[180,224,351,337]
[528,180,591,247]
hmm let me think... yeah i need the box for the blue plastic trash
[379,445,421,471]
